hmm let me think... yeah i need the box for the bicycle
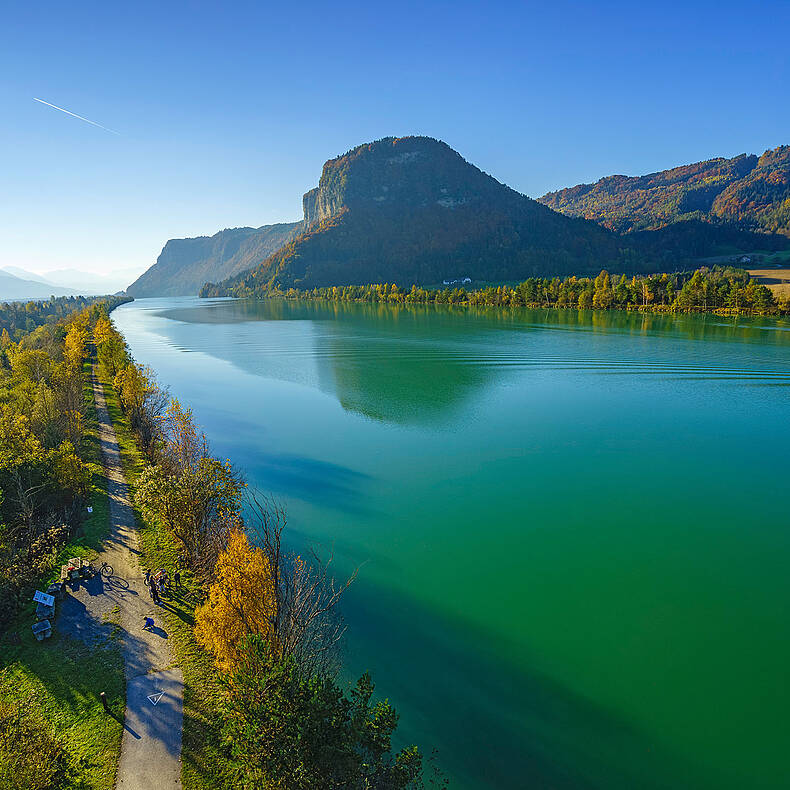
[83,560,113,580]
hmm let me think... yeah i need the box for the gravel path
[58,368,183,789]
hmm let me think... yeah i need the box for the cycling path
[58,367,183,789]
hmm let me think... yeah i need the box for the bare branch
[243,489,358,676]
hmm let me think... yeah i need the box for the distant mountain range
[539,146,790,236]
[0,266,142,301]
[126,223,302,297]
[0,270,79,301]
[125,138,789,299]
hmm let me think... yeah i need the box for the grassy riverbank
[0,360,233,790]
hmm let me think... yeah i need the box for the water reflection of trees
[164,297,790,344]
[156,298,790,426]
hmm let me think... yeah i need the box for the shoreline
[199,266,788,317]
[198,291,790,320]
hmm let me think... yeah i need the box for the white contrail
[33,97,120,135]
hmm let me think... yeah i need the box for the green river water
[113,297,790,789]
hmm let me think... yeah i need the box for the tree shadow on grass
[156,597,195,627]
[179,670,237,790]
[0,609,127,743]
[79,467,113,553]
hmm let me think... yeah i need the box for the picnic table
[31,585,59,642]
[37,559,91,642]
[61,557,84,582]
[32,620,52,641]
[36,601,55,620]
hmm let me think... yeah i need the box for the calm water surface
[114,297,790,790]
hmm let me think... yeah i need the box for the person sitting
[143,616,155,631]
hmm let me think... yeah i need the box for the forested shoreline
[0,295,132,340]
[203,266,785,316]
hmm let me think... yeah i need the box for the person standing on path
[149,579,160,605]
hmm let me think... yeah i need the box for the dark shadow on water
[343,584,713,790]
[232,449,377,516]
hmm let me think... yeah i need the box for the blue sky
[1,0,788,277]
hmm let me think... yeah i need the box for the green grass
[762,249,790,265]
[0,635,124,789]
[99,373,235,789]
[698,248,790,266]
[0,362,124,790]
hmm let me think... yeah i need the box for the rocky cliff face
[302,186,344,228]
[127,222,302,297]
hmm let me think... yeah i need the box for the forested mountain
[539,146,790,236]
[127,222,301,297]
[202,137,644,296]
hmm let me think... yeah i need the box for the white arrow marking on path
[147,691,164,706]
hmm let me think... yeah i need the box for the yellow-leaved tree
[194,529,277,671]
[93,315,114,347]
[93,313,128,379]
[64,322,89,370]
[113,363,167,453]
